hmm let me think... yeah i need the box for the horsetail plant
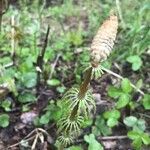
[56,14,118,149]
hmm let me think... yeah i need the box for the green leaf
[22,104,30,112]
[18,92,36,103]
[33,117,41,126]
[22,72,37,88]
[81,117,93,128]
[121,78,132,93]
[44,102,63,121]
[47,79,60,86]
[66,28,83,46]
[127,131,140,140]
[1,100,11,111]
[116,94,130,109]
[6,78,18,96]
[141,133,150,145]
[132,137,142,150]
[142,94,150,110]
[0,114,10,127]
[84,134,104,150]
[103,109,120,119]
[108,86,122,98]
[93,116,112,136]
[126,55,142,71]
[136,119,146,131]
[107,118,118,127]
[56,86,66,93]
[39,111,51,124]
[123,116,137,127]
[67,146,83,150]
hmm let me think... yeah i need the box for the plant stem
[69,67,93,120]
[101,66,145,96]
[78,67,92,99]
[36,25,50,94]
[69,102,79,120]
[11,16,16,65]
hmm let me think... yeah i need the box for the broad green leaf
[142,94,150,110]
[127,131,140,140]
[6,78,18,96]
[136,119,146,131]
[126,55,142,71]
[103,109,120,119]
[141,133,150,145]
[132,137,142,150]
[81,117,93,128]
[56,86,66,93]
[107,118,118,127]
[93,116,112,136]
[84,134,104,150]
[47,79,60,86]
[0,114,10,127]
[18,92,36,103]
[22,104,30,112]
[44,103,63,121]
[116,94,130,109]
[1,100,11,111]
[123,116,137,127]
[121,78,132,93]
[92,126,101,136]
[33,117,41,126]
[108,86,122,98]
[22,72,37,88]
[39,111,51,124]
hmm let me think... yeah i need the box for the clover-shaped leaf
[126,55,142,71]
[84,134,103,150]
[121,78,132,93]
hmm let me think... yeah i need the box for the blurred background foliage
[0,0,149,149]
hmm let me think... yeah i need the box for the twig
[49,53,61,79]
[36,25,50,94]
[31,133,39,150]
[7,128,50,149]
[37,128,49,136]
[101,66,145,96]
[76,135,128,144]
[3,62,14,68]
[96,101,114,106]
[7,135,36,149]
[24,129,37,139]
[98,135,128,140]
[138,113,150,119]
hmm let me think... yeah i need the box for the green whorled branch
[57,67,96,148]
